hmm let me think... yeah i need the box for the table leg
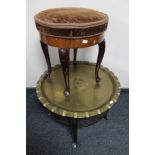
[103,110,109,120]
[95,40,106,82]
[40,41,52,77]
[59,48,70,96]
[69,118,78,148]
[73,48,77,66]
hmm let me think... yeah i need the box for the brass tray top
[36,62,120,118]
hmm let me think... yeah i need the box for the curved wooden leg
[40,41,52,77]
[73,48,77,66]
[59,48,70,96]
[95,40,106,82]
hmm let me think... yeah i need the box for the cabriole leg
[59,48,70,96]
[95,40,106,82]
[40,41,52,78]
[73,48,77,66]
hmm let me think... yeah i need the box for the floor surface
[26,89,129,155]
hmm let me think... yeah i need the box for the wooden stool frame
[40,33,106,96]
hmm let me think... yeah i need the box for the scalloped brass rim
[36,61,121,118]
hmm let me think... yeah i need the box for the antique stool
[35,7,109,96]
[35,8,120,148]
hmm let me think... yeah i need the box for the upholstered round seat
[35,7,108,38]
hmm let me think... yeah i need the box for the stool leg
[95,40,106,82]
[73,48,77,66]
[69,118,78,148]
[59,48,70,96]
[40,41,52,77]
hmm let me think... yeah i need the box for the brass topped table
[34,8,120,148]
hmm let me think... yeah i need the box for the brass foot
[72,142,77,149]
[64,90,70,96]
[96,76,101,82]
